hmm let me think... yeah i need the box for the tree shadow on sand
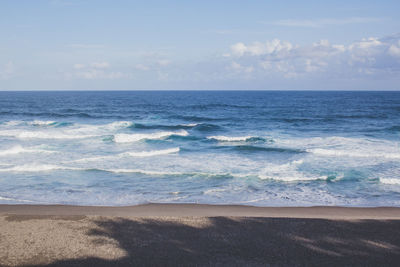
[30,217,400,266]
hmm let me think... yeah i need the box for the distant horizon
[1,89,400,92]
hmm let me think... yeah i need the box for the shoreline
[2,203,400,266]
[1,203,400,219]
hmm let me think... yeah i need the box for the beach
[1,204,400,266]
[1,92,400,266]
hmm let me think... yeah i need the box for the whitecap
[0,164,80,172]
[0,196,33,203]
[72,147,180,162]
[207,135,255,142]
[308,148,400,159]
[114,130,188,143]
[380,178,400,185]
[124,147,180,157]
[258,159,327,182]
[28,120,57,126]
[0,145,55,156]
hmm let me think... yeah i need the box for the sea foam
[0,145,55,156]
[114,130,189,143]
[207,135,256,142]
[380,178,400,185]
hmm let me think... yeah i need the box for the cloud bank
[222,34,400,84]
[3,34,400,90]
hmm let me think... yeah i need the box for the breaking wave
[0,145,55,156]
[114,130,189,143]
[207,135,266,142]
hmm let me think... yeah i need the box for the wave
[308,148,400,159]
[130,123,198,130]
[124,147,180,157]
[386,126,400,132]
[1,120,75,129]
[28,120,57,126]
[102,121,133,129]
[0,111,96,118]
[0,164,224,178]
[0,195,33,203]
[258,160,329,182]
[171,115,226,122]
[0,164,80,172]
[130,122,221,132]
[0,162,339,183]
[83,168,234,179]
[74,147,180,162]
[193,123,222,132]
[187,103,253,109]
[0,145,55,156]
[19,131,96,139]
[217,145,304,154]
[114,130,189,143]
[380,178,400,185]
[258,173,328,182]
[207,135,266,142]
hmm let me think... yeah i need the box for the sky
[0,0,400,90]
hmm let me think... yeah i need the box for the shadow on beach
[22,217,400,267]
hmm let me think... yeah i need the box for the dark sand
[1,204,400,266]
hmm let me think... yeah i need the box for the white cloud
[73,63,85,69]
[157,60,171,66]
[68,62,124,80]
[269,17,384,28]
[230,62,254,74]
[231,43,247,56]
[224,34,400,80]
[0,61,15,80]
[389,41,400,57]
[230,39,293,57]
[135,64,150,71]
[90,62,109,69]
[76,70,123,79]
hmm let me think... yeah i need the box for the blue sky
[1,0,400,90]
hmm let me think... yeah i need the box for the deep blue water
[0,91,399,206]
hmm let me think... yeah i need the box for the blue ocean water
[0,91,399,206]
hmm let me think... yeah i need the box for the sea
[0,90,399,206]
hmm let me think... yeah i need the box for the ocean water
[0,90,400,206]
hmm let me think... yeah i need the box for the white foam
[0,164,74,172]
[0,145,55,156]
[0,163,232,179]
[0,163,183,176]
[380,178,400,185]
[19,131,97,139]
[203,188,228,195]
[0,196,33,203]
[207,135,254,142]
[308,148,400,159]
[114,130,189,143]
[0,129,97,139]
[102,121,132,129]
[258,160,327,182]
[2,120,22,126]
[103,168,182,175]
[28,120,56,126]
[73,147,180,163]
[124,147,180,157]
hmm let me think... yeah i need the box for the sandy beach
[1,204,400,266]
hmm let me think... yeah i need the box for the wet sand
[1,204,400,266]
